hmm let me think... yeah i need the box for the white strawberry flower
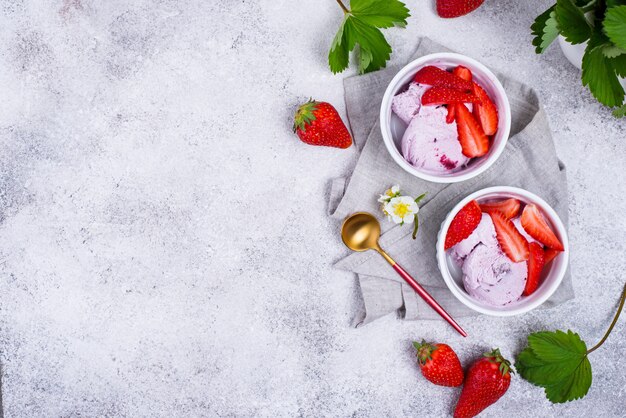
[378,185,401,203]
[384,196,419,225]
[377,185,427,239]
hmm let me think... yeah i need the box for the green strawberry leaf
[610,53,626,76]
[349,0,410,28]
[556,0,592,44]
[515,330,593,404]
[528,330,587,362]
[602,44,626,58]
[613,103,626,116]
[344,16,392,73]
[604,6,626,50]
[329,18,350,74]
[544,356,592,403]
[516,347,582,387]
[531,6,560,54]
[328,0,409,74]
[607,0,626,7]
[582,32,625,106]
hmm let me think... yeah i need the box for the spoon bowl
[341,212,382,252]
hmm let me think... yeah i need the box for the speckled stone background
[0,0,624,416]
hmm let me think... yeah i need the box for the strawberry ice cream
[391,83,427,124]
[451,214,528,306]
[392,82,470,173]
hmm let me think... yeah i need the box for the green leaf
[329,17,350,74]
[607,0,626,9]
[602,44,626,58]
[544,356,592,403]
[604,6,626,50]
[350,0,410,28]
[582,34,625,106]
[529,330,587,362]
[344,16,392,73]
[556,0,592,44]
[414,193,426,204]
[613,103,626,116]
[328,0,409,74]
[531,6,560,54]
[516,348,582,387]
[610,53,626,76]
[515,330,593,404]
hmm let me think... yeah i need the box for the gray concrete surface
[0,0,624,416]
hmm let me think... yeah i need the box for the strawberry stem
[335,0,349,14]
[412,214,419,240]
[587,283,626,354]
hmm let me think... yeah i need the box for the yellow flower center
[393,202,411,218]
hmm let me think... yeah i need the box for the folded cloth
[329,38,574,326]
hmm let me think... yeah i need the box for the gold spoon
[341,212,467,337]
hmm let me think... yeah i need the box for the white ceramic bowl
[380,53,511,183]
[436,186,569,316]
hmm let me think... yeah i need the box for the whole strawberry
[293,100,352,148]
[454,348,512,418]
[413,341,464,387]
[437,0,484,18]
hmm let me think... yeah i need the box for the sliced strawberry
[446,105,456,124]
[472,83,498,135]
[489,211,530,262]
[414,66,473,92]
[544,248,561,265]
[454,103,489,157]
[520,204,564,251]
[445,200,482,250]
[479,198,521,219]
[452,65,472,82]
[422,87,480,106]
[524,242,545,296]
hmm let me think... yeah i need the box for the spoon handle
[392,263,467,337]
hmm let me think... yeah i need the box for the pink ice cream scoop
[401,106,470,173]
[451,214,528,306]
[451,213,498,261]
[391,83,428,124]
[391,82,470,173]
[461,244,527,306]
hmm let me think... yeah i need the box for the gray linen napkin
[330,38,574,326]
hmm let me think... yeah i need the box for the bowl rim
[379,52,512,184]
[436,186,570,316]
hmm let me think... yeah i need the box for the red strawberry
[413,341,464,387]
[453,65,473,82]
[520,204,564,251]
[445,200,482,250]
[544,248,562,265]
[454,103,489,157]
[454,349,512,418]
[422,87,480,106]
[437,0,485,18]
[414,66,473,92]
[524,242,546,296]
[489,211,530,262]
[472,83,499,135]
[479,198,521,219]
[446,105,456,124]
[293,100,352,148]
